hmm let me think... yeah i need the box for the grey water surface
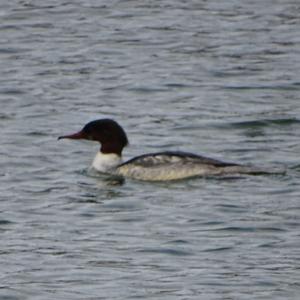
[1,1,300,299]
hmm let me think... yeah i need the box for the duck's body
[59,119,262,181]
[116,151,255,181]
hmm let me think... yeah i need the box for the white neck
[92,152,122,173]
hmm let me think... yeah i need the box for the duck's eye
[83,126,91,134]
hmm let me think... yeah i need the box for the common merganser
[58,119,262,181]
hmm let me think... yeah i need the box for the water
[1,1,300,299]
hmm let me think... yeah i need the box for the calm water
[1,1,300,299]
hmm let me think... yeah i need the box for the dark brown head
[58,119,128,156]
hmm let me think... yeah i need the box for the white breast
[92,152,122,173]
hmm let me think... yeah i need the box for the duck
[58,118,262,181]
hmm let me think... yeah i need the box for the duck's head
[58,119,128,156]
